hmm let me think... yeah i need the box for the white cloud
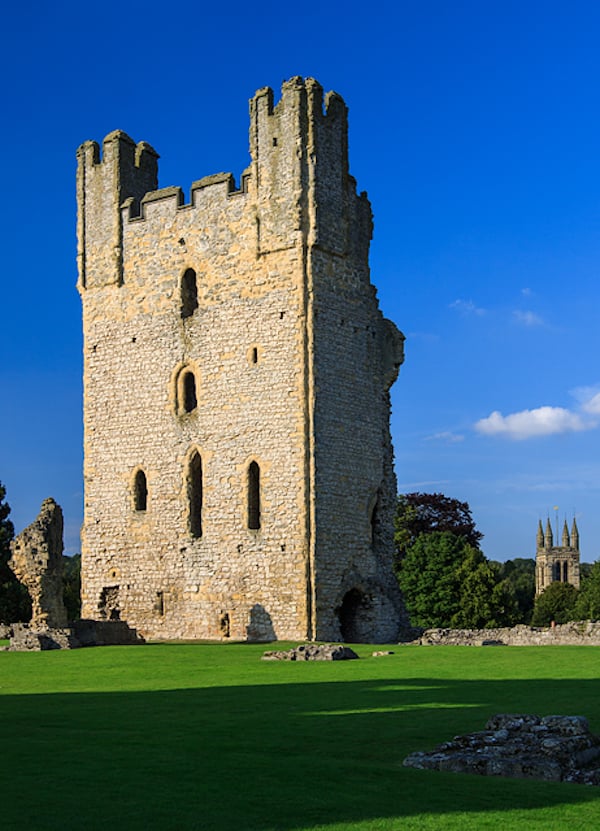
[475,406,590,440]
[521,287,533,297]
[449,299,486,316]
[513,310,543,327]
[425,431,465,443]
[581,392,600,415]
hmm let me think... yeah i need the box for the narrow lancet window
[183,371,197,413]
[188,452,203,538]
[134,469,147,512]
[181,268,198,319]
[248,461,261,530]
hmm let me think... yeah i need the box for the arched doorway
[338,588,367,642]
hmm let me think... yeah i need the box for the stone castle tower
[535,518,580,596]
[76,77,406,642]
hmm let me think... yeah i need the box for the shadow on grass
[3,672,600,830]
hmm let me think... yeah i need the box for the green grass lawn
[2,643,600,830]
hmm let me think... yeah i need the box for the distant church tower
[535,518,580,595]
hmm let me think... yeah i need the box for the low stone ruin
[9,497,67,629]
[404,714,600,784]
[6,620,145,651]
[262,643,359,661]
[407,623,600,646]
[4,497,145,651]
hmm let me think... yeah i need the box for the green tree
[453,553,519,628]
[397,531,466,627]
[494,558,536,624]
[394,492,483,568]
[0,481,14,581]
[531,582,578,626]
[63,554,81,621]
[397,531,514,628]
[0,482,31,624]
[575,560,600,620]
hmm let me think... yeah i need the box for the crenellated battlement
[77,79,364,269]
[76,130,159,178]
[121,172,247,223]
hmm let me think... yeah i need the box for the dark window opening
[248,461,261,530]
[553,561,561,582]
[181,268,198,319]
[156,591,165,616]
[183,371,197,412]
[220,612,231,638]
[563,561,569,582]
[98,586,120,621]
[134,469,147,512]
[370,492,383,548]
[188,452,203,538]
[251,347,258,364]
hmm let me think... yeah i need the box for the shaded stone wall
[77,78,405,642]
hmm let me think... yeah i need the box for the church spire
[545,518,553,549]
[571,517,580,551]
[536,520,544,548]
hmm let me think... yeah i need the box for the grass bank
[2,642,600,830]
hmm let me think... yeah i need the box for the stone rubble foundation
[262,643,359,661]
[404,714,600,784]
[404,621,600,646]
[4,620,144,651]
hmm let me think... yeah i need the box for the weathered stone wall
[77,77,404,642]
[412,622,600,646]
[9,498,67,628]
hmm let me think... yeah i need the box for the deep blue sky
[2,1,600,561]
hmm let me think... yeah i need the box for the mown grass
[2,643,600,830]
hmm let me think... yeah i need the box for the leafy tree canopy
[394,492,483,566]
[0,482,31,624]
[63,554,81,621]
[397,531,516,629]
[531,581,578,627]
[0,481,15,584]
[492,558,536,624]
[575,560,600,621]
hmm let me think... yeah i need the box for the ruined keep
[76,77,406,642]
[535,518,580,596]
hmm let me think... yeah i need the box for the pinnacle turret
[545,518,553,548]
[571,518,580,551]
[562,520,570,547]
[536,520,544,548]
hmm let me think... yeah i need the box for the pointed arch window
[133,469,148,512]
[181,268,198,319]
[188,452,203,538]
[247,461,261,530]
